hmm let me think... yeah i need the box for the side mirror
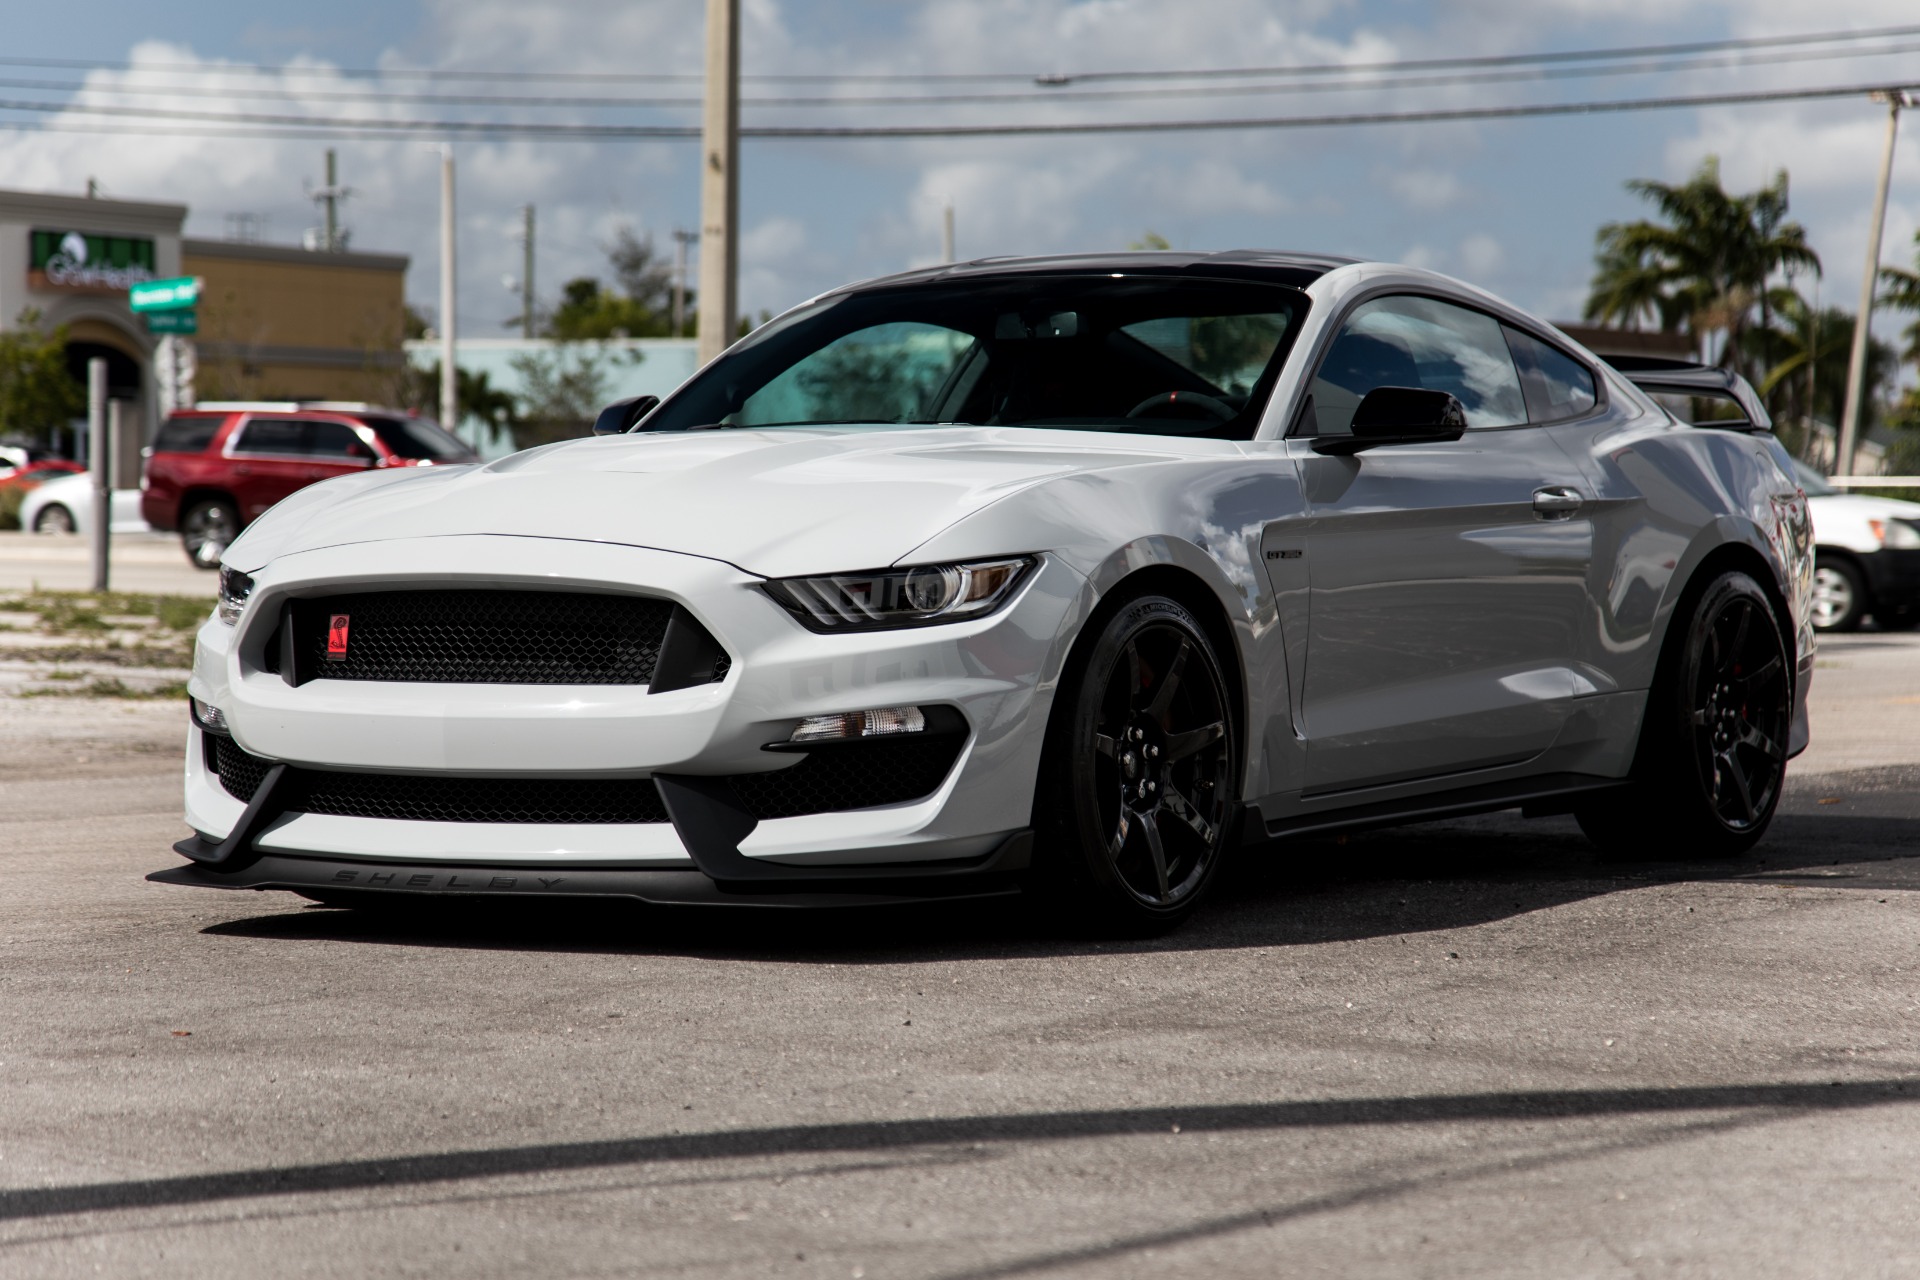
[593,394,660,436]
[1313,387,1467,455]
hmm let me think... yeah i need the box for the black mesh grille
[302,589,673,685]
[296,770,671,825]
[734,737,965,819]
[213,735,273,805]
[209,734,963,825]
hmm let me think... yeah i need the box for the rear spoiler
[1606,355,1772,432]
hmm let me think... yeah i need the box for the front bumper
[1861,546,1920,620]
[156,534,1085,902]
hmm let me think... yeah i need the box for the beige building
[184,238,409,403]
[0,186,410,485]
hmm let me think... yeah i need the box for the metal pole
[671,228,695,338]
[521,203,535,339]
[439,147,458,431]
[941,200,954,264]
[324,148,338,251]
[696,0,739,366]
[86,360,108,591]
[1837,94,1905,477]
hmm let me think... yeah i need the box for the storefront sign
[29,229,157,293]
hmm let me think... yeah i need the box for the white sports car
[152,252,1815,932]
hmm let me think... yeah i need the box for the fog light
[789,705,926,744]
[191,698,227,732]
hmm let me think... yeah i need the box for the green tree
[1878,229,1920,366]
[1129,230,1172,251]
[542,226,685,340]
[1746,296,1895,462]
[508,345,620,449]
[0,310,83,449]
[1586,158,1820,380]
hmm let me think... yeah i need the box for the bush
[0,485,23,531]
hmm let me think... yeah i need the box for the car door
[225,416,316,521]
[1291,294,1596,794]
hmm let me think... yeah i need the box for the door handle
[1532,486,1583,519]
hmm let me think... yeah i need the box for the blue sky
[7,0,1919,345]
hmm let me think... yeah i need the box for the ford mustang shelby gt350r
[152,251,1814,932]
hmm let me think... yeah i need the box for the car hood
[223,425,1201,578]
[1808,491,1920,520]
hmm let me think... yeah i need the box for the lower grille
[209,733,965,824]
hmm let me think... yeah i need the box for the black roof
[837,249,1360,296]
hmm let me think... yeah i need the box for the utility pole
[1838,90,1910,477]
[671,228,697,338]
[324,149,339,250]
[520,204,535,339]
[941,199,955,264]
[86,359,108,591]
[439,148,458,431]
[696,0,740,365]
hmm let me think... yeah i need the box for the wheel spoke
[1163,785,1216,844]
[1125,643,1147,712]
[1734,654,1783,688]
[1165,720,1225,761]
[1725,601,1752,675]
[1737,722,1786,762]
[1146,640,1190,722]
[1141,816,1172,900]
[1108,808,1132,860]
[1719,750,1757,823]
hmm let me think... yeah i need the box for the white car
[1790,462,1920,632]
[151,252,1815,932]
[20,471,151,535]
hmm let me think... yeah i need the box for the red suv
[142,402,479,568]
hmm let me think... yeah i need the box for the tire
[1577,570,1792,861]
[1810,556,1866,632]
[1031,593,1238,935]
[32,504,75,534]
[180,498,239,570]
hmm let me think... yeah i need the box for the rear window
[360,415,474,461]
[1504,327,1597,422]
[152,415,221,455]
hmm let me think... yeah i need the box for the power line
[7,38,1920,111]
[1,21,1916,89]
[0,80,1913,142]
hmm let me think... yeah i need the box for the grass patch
[20,676,189,700]
[0,589,210,641]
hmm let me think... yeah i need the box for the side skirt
[1246,772,1631,843]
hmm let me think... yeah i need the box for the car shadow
[199,762,1920,963]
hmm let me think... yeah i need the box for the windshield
[643,275,1310,439]
[361,415,477,461]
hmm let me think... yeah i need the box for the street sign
[129,276,201,312]
[144,310,197,335]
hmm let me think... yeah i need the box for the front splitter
[147,832,1032,909]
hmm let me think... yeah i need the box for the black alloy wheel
[33,504,76,534]
[1578,570,1792,860]
[181,498,238,570]
[1036,594,1237,933]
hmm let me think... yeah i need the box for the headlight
[763,556,1035,632]
[1876,518,1920,550]
[217,566,254,625]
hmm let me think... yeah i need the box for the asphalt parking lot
[3,623,1917,1277]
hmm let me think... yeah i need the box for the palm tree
[1748,295,1894,463]
[1879,229,1920,365]
[1586,158,1820,379]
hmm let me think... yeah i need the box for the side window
[732,322,979,427]
[308,421,370,459]
[1504,327,1598,423]
[1307,295,1527,436]
[229,419,306,456]
[152,415,219,454]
